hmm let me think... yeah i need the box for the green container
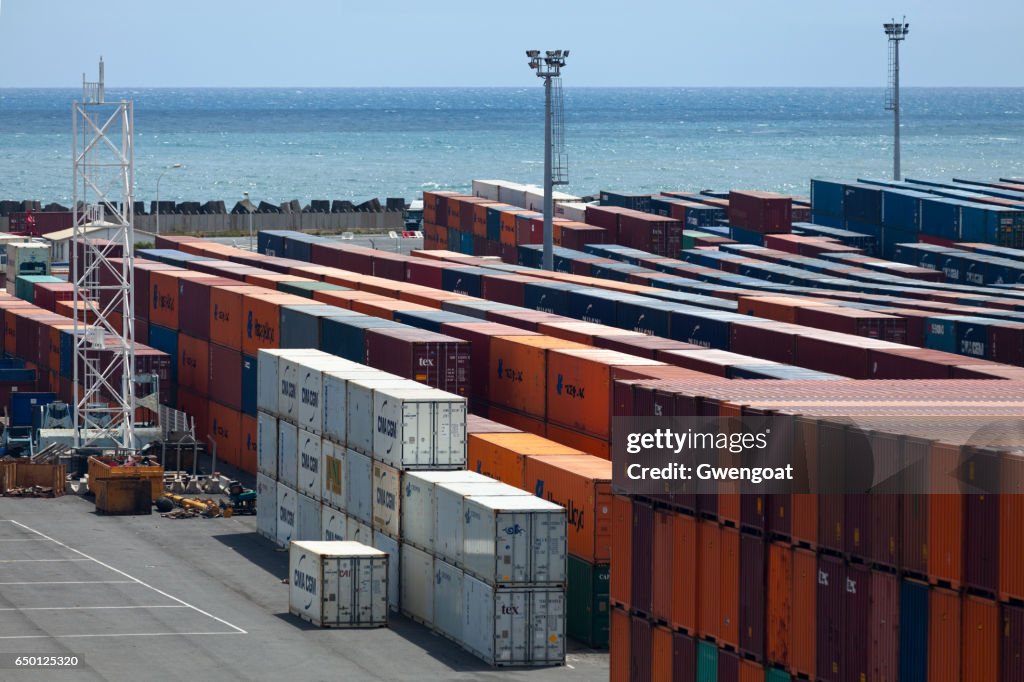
[682,230,713,251]
[15,274,63,304]
[697,640,718,682]
[566,556,609,648]
[766,668,791,682]
[276,281,350,299]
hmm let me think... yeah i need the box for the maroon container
[438,321,538,413]
[868,347,952,379]
[500,244,517,264]
[363,327,471,397]
[730,321,797,365]
[480,274,529,307]
[305,242,341,269]
[869,432,902,568]
[717,648,740,682]
[32,282,75,313]
[630,500,654,616]
[133,261,181,321]
[844,563,871,682]
[180,276,234,341]
[371,253,406,282]
[900,437,931,576]
[337,247,377,276]
[795,335,870,379]
[615,380,639,418]
[559,225,606,250]
[844,492,872,563]
[739,533,766,661]
[673,631,696,682]
[965,484,999,595]
[989,323,1024,367]
[1005,603,1024,682]
[870,569,899,682]
[485,309,564,332]
[630,615,653,682]
[208,343,242,410]
[816,554,846,682]
[728,191,793,234]
[817,421,846,554]
[465,414,520,435]
[584,205,624,241]
[405,259,446,289]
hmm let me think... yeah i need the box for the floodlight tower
[526,49,569,271]
[72,58,137,450]
[884,18,909,181]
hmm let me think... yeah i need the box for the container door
[462,575,494,663]
[493,587,529,665]
[494,509,530,584]
[435,399,467,468]
[401,399,432,468]
[529,588,565,665]
[532,510,567,585]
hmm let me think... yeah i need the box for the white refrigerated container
[399,543,434,626]
[276,483,297,548]
[321,440,345,512]
[400,470,493,554]
[321,504,347,542]
[256,473,277,542]
[297,429,322,501]
[277,420,299,489]
[296,492,321,542]
[433,557,464,644]
[372,530,400,613]
[463,495,566,586]
[258,348,324,418]
[346,378,421,456]
[371,461,401,540]
[345,449,373,525]
[288,541,388,628]
[434,481,531,567]
[322,368,388,446]
[296,355,363,435]
[461,574,565,666]
[372,387,467,470]
[257,411,278,479]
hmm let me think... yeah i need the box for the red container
[844,563,871,682]
[363,327,471,397]
[630,615,653,682]
[240,414,258,474]
[630,500,654,616]
[672,631,696,682]
[816,554,845,682]
[795,334,871,379]
[179,275,235,340]
[371,253,406,281]
[720,526,740,650]
[596,334,700,359]
[869,348,953,379]
[718,649,740,682]
[965,487,999,595]
[791,548,817,678]
[208,343,242,410]
[670,514,698,634]
[929,587,961,682]
[989,322,1024,366]
[610,607,630,682]
[1004,603,1024,682]
[481,274,530,307]
[178,334,210,395]
[697,520,721,641]
[651,508,674,624]
[730,321,797,364]
[869,569,899,682]
[439,321,538,412]
[869,432,901,568]
[728,191,793,234]
[176,388,209,445]
[610,495,632,609]
[901,438,931,577]
[405,259,447,289]
[739,533,766,661]
[962,596,999,682]
[208,400,241,467]
[32,282,75,313]
[766,542,792,668]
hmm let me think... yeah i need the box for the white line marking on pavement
[0,581,136,586]
[0,605,188,611]
[9,520,248,635]
[0,559,90,563]
[0,632,241,640]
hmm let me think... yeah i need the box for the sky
[0,0,1021,88]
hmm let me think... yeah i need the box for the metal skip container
[463,495,567,586]
[288,540,389,628]
[372,386,468,470]
[461,573,565,666]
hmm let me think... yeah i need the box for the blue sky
[0,0,1021,87]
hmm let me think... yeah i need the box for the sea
[1,87,1023,206]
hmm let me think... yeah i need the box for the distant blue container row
[729,225,764,246]
[137,249,216,268]
[241,354,257,416]
[523,282,573,316]
[441,267,489,298]
[440,299,522,320]
[810,178,845,217]
[393,309,478,334]
[320,316,404,362]
[10,392,56,428]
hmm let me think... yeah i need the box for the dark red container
[133,261,182,321]
[32,282,75,313]
[672,631,696,682]
[717,648,740,682]
[481,274,530,307]
[630,500,654,616]
[594,334,696,359]
[337,247,377,275]
[816,554,845,682]
[180,276,234,341]
[870,569,899,682]
[208,343,242,410]
[559,225,606,250]
[728,191,793,234]
[739,533,766,661]
[1005,603,1024,682]
[584,205,624,242]
[371,253,406,282]
[844,563,871,682]
[630,615,653,682]
[500,244,517,264]
[405,259,447,289]
[363,327,471,397]
[868,347,952,380]
[817,422,847,554]
[965,486,999,595]
[989,323,1024,367]
[869,432,902,568]
[439,322,538,413]
[795,335,870,379]
[485,309,565,332]
[901,438,931,576]
[730,321,797,364]
[844,492,871,563]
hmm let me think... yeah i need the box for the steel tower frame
[884,19,909,181]
[71,58,137,449]
[527,50,569,271]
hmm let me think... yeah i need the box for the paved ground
[206,233,424,256]
[0,495,608,682]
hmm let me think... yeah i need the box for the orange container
[545,348,664,440]
[467,432,581,490]
[176,389,209,448]
[766,541,792,668]
[651,624,674,682]
[719,525,740,650]
[697,519,721,641]
[151,271,216,329]
[177,335,210,395]
[47,323,74,372]
[207,400,241,468]
[485,404,546,437]
[489,336,587,419]
[240,414,258,474]
[544,423,611,460]
[350,297,431,321]
[610,606,630,682]
[651,508,674,625]
[1000,453,1024,602]
[610,495,632,609]
[928,587,961,682]
[240,293,303,357]
[670,513,698,634]
[738,659,765,682]
[537,321,639,347]
[961,595,999,682]
[928,442,965,588]
[523,453,612,563]
[209,285,260,351]
[790,547,817,678]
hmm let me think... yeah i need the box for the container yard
[2,171,1023,681]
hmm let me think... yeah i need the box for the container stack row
[255,348,568,667]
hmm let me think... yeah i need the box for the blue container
[880,188,931,231]
[460,230,474,255]
[599,190,651,212]
[0,359,25,369]
[669,308,734,350]
[320,316,402,362]
[257,230,289,256]
[281,234,318,262]
[279,304,349,349]
[616,300,672,338]
[148,324,179,382]
[898,580,928,682]
[516,245,543,268]
[0,369,36,383]
[568,290,616,326]
[394,310,477,334]
[524,282,572,316]
[842,183,883,224]
[590,263,644,283]
[136,249,214,268]
[441,267,487,298]
[729,225,764,246]
[810,213,843,228]
[447,228,460,252]
[440,299,521,319]
[10,392,56,428]
[954,317,992,359]
[924,316,958,354]
[810,178,845,217]
[920,198,962,240]
[241,354,258,416]
[485,206,504,243]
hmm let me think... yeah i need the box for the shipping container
[433,557,464,645]
[631,615,653,682]
[371,531,400,612]
[697,640,718,682]
[400,542,433,625]
[372,386,467,470]
[567,555,609,648]
[697,520,721,641]
[296,491,321,542]
[321,502,346,542]
[610,495,633,609]
[398,470,491,554]
[790,548,816,678]
[288,541,388,628]
[1003,603,1023,682]
[901,579,930,682]
[276,483,296,547]
[461,574,565,666]
[962,595,999,682]
[816,554,844,682]
[256,473,277,542]
[611,607,631,682]
[434,480,531,567]
[345,448,373,525]
[463,494,566,586]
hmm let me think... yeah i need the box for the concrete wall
[134,211,404,235]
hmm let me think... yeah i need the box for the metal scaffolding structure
[884,18,910,181]
[71,58,137,449]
